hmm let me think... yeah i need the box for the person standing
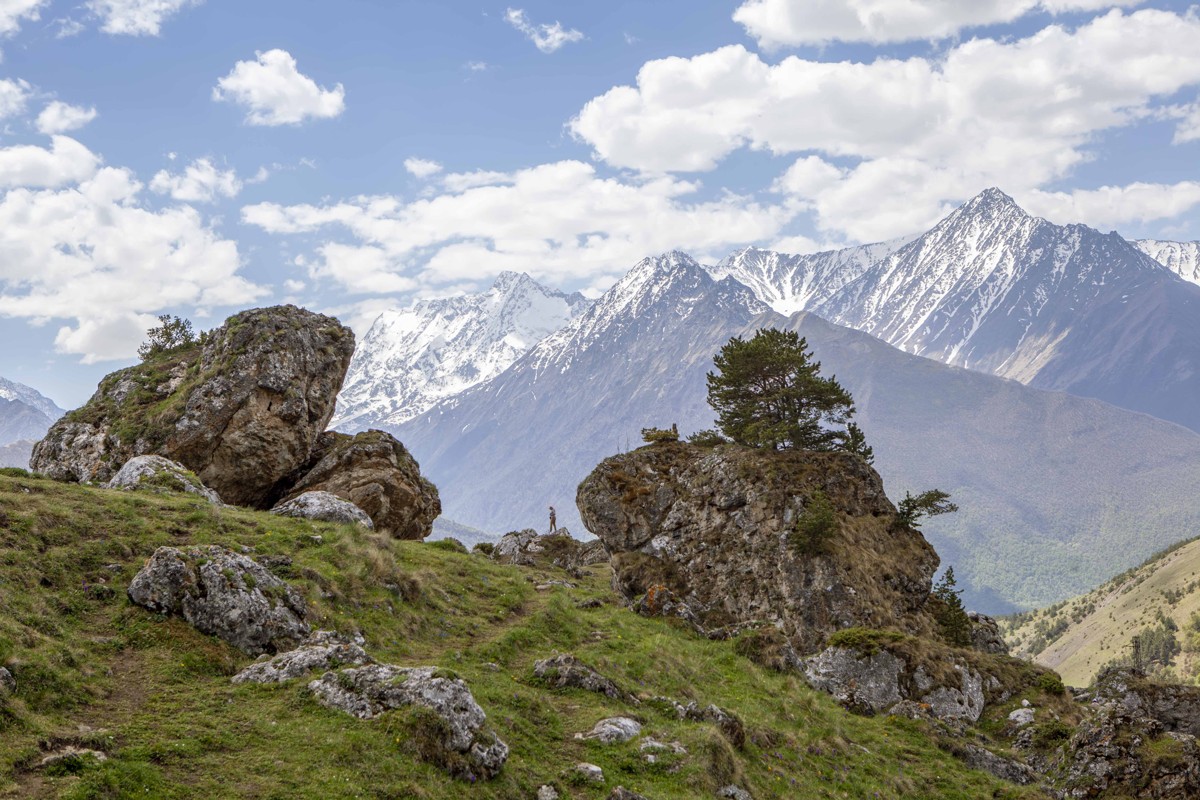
[549,506,558,534]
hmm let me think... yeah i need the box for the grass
[0,472,1050,799]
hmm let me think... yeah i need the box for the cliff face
[31,305,355,508]
[577,441,940,653]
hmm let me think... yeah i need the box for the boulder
[573,763,605,784]
[281,430,440,539]
[803,645,987,724]
[127,545,310,655]
[968,612,1009,655]
[609,789,650,800]
[104,455,222,504]
[232,631,373,684]
[576,442,939,652]
[0,666,13,694]
[493,529,608,571]
[308,664,508,780]
[576,717,642,744]
[533,654,633,702]
[32,305,354,509]
[271,491,373,529]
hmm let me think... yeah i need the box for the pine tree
[138,315,196,361]
[932,567,973,647]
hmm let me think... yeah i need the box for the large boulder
[308,664,508,780]
[104,455,223,504]
[127,545,310,655]
[281,430,440,539]
[232,631,373,684]
[576,442,940,652]
[271,491,373,529]
[32,305,355,508]
[492,528,608,570]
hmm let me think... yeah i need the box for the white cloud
[0,136,102,189]
[465,61,489,72]
[213,49,345,127]
[0,0,47,36]
[36,101,98,134]
[573,9,1200,240]
[504,8,584,54]
[87,0,199,36]
[1174,104,1200,144]
[243,159,793,293]
[732,0,1145,47]
[0,78,28,118]
[0,166,263,362]
[1021,182,1200,229]
[441,170,513,193]
[403,157,442,179]
[149,158,241,203]
[54,16,85,37]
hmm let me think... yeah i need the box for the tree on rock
[706,328,859,452]
[138,314,196,360]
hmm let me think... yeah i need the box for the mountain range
[0,378,64,468]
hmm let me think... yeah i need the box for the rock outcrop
[968,612,1009,655]
[271,491,374,529]
[127,545,310,655]
[492,528,609,571]
[33,306,355,508]
[280,430,440,539]
[104,455,223,504]
[533,654,633,702]
[308,664,508,780]
[232,631,373,684]
[576,442,939,651]
[577,717,642,744]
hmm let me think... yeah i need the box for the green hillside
[1001,537,1200,688]
[0,470,1044,799]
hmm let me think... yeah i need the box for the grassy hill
[0,469,1049,799]
[1001,537,1200,688]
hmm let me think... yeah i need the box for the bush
[687,428,727,447]
[428,538,468,554]
[826,627,907,655]
[641,425,679,443]
[137,314,195,361]
[789,491,838,556]
[1035,671,1066,696]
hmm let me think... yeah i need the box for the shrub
[428,538,468,554]
[1035,671,1066,696]
[894,489,958,531]
[137,314,195,361]
[687,428,727,447]
[788,490,838,556]
[641,425,679,443]
[826,627,906,656]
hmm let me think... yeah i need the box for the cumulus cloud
[0,0,46,36]
[242,160,793,293]
[87,0,199,36]
[505,8,583,54]
[573,9,1200,240]
[0,165,263,362]
[213,49,345,126]
[403,157,442,179]
[36,101,98,134]
[733,0,1145,47]
[150,158,241,203]
[0,78,29,119]
[1021,182,1200,229]
[0,136,102,190]
[1174,104,1200,144]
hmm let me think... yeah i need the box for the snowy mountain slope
[1136,239,1200,286]
[707,239,910,315]
[332,272,589,430]
[0,378,64,446]
[391,250,1200,613]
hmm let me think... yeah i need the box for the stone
[576,443,940,652]
[609,789,650,800]
[576,717,642,744]
[573,763,605,784]
[281,430,440,539]
[493,528,605,571]
[536,787,559,800]
[37,747,108,770]
[32,305,355,509]
[968,611,1009,655]
[533,654,633,702]
[309,664,508,780]
[956,743,1038,785]
[717,786,753,800]
[0,666,14,694]
[271,491,374,529]
[1008,707,1035,727]
[232,631,373,684]
[127,545,310,655]
[103,455,223,504]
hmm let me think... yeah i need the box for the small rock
[0,667,14,694]
[683,702,746,749]
[307,534,324,545]
[576,717,642,744]
[1021,698,1031,708]
[232,631,373,684]
[577,598,604,609]
[574,762,605,784]
[127,545,309,656]
[609,788,650,800]
[534,654,633,702]
[536,787,560,800]
[272,491,374,529]
[1008,707,1036,727]
[38,747,108,769]
[103,455,223,504]
[536,581,576,591]
[718,787,753,800]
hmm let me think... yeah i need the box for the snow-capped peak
[331,272,590,430]
[1135,239,1200,287]
[0,377,65,420]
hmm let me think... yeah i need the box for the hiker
[549,506,558,534]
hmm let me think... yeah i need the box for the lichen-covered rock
[652,697,746,748]
[533,654,633,702]
[232,631,372,684]
[956,743,1038,786]
[308,664,508,780]
[32,305,354,509]
[576,442,939,652]
[271,491,373,529]
[281,430,439,539]
[0,666,14,694]
[573,763,605,784]
[104,455,223,504]
[127,545,310,655]
[576,717,642,744]
[493,528,607,571]
[968,612,1009,655]
[803,646,987,723]
[609,788,650,800]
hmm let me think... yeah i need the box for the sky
[1,0,1199,407]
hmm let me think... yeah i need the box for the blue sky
[1,0,1199,407]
